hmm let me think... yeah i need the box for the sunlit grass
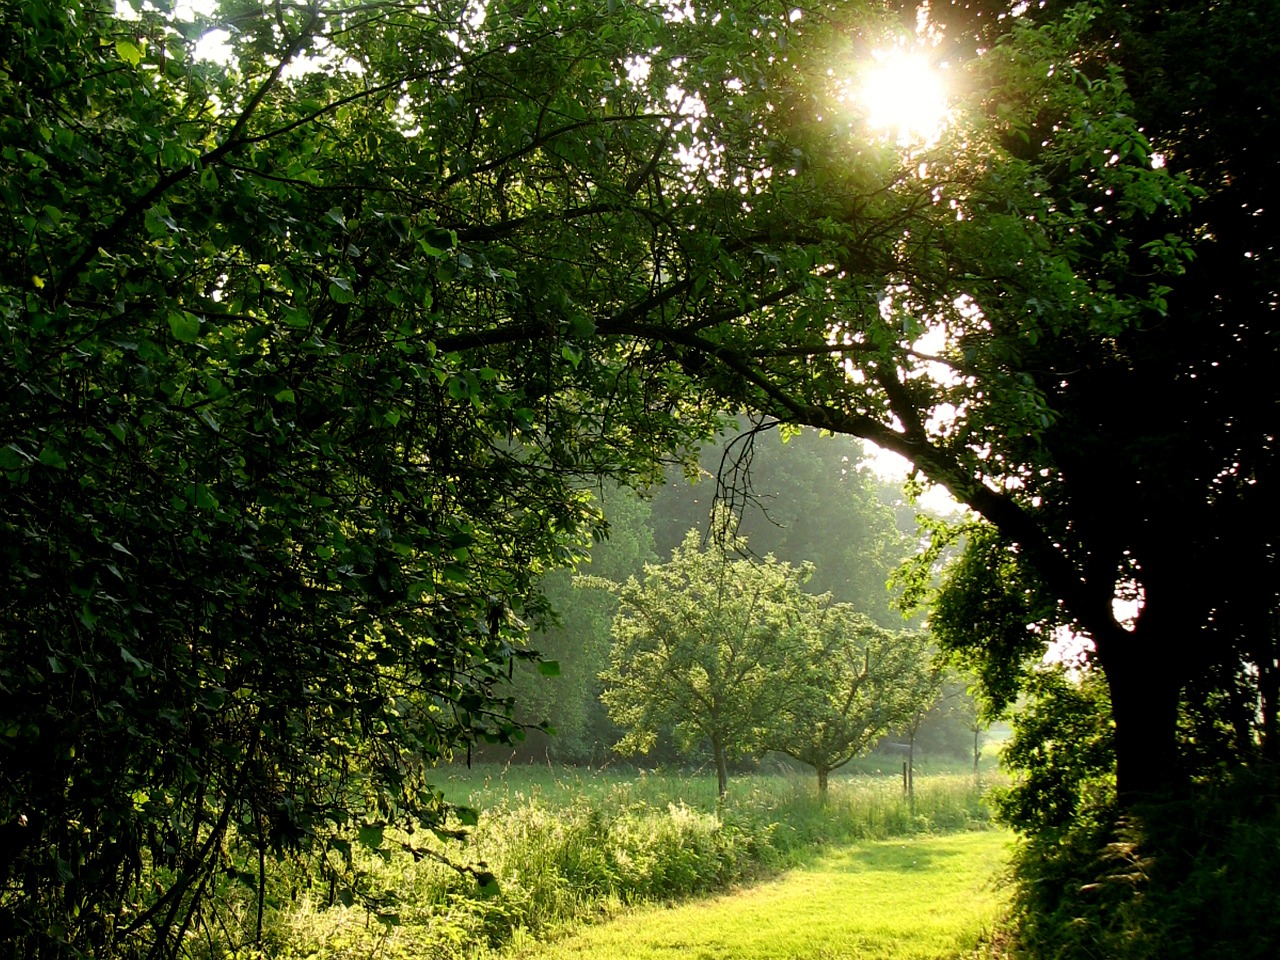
[498,830,1011,960]
[263,765,1001,959]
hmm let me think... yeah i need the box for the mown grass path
[504,829,1012,960]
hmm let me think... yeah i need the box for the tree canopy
[4,0,1279,954]
[1,0,718,951]
[593,517,933,797]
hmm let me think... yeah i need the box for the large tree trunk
[1096,621,1184,800]
[817,766,829,803]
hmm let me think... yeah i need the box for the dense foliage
[886,0,1280,798]
[592,520,817,797]
[4,0,1278,954]
[1,0,715,953]
[774,604,931,797]
[592,515,934,797]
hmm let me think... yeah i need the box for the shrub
[999,769,1280,960]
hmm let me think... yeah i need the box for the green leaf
[329,278,356,304]
[185,484,219,510]
[38,446,67,470]
[115,39,142,66]
[0,444,29,470]
[537,660,561,677]
[167,311,201,343]
[119,646,150,677]
[357,824,385,850]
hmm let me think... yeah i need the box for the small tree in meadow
[775,606,931,800]
[589,518,812,797]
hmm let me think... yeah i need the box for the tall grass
[500,831,1013,960]
[252,766,994,960]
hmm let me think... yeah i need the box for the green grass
[495,830,1013,960]
[259,765,1000,960]
[440,751,1004,807]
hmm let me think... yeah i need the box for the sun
[859,48,949,145]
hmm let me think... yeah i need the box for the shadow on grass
[825,833,985,875]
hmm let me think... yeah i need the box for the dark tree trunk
[712,738,728,799]
[1096,621,1184,800]
[817,766,829,802]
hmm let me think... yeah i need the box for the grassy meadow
[500,830,1012,960]
[249,760,1003,960]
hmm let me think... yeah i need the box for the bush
[998,769,1280,960]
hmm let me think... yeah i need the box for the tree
[774,605,929,799]
[591,519,813,797]
[6,0,1276,951]
[481,0,1279,802]
[2,1,717,953]
[991,665,1117,835]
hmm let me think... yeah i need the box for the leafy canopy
[0,0,722,952]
